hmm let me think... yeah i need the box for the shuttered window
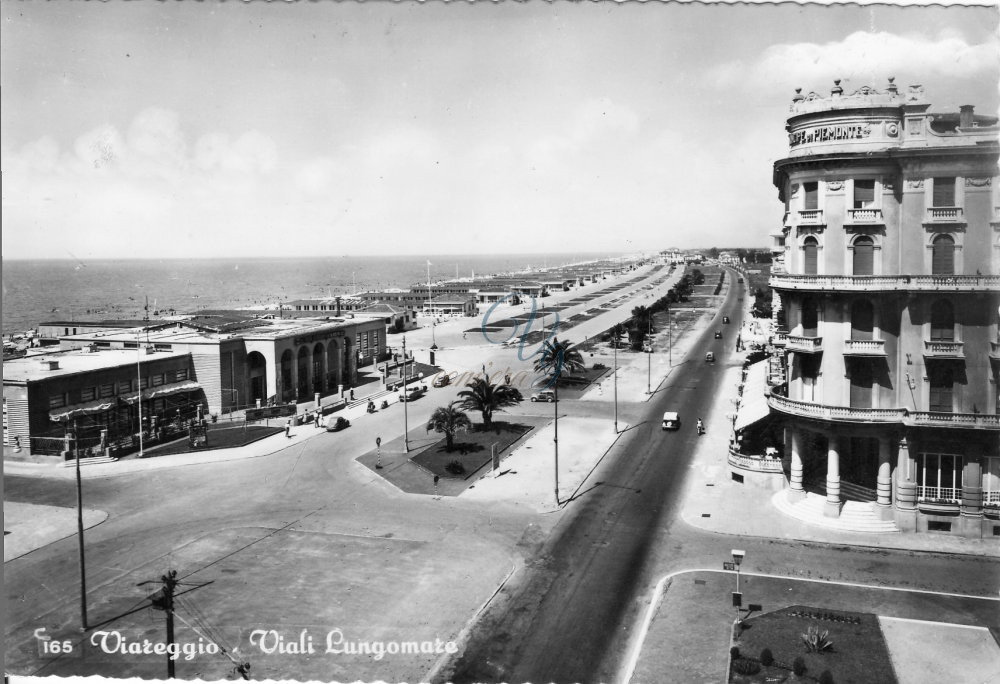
[853,180,875,208]
[853,237,874,275]
[801,298,818,337]
[931,235,955,275]
[932,177,955,207]
[803,182,819,210]
[849,361,873,409]
[928,365,954,412]
[803,239,818,275]
[930,300,955,341]
[851,300,874,340]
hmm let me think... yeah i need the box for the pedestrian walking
[350,389,355,401]
[285,419,291,438]
[315,410,323,428]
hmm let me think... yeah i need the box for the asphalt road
[439,271,1000,684]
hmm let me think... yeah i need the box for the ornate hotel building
[768,79,1000,537]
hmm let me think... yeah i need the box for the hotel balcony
[786,335,823,354]
[797,209,824,225]
[843,339,886,356]
[923,340,964,359]
[770,273,1000,292]
[845,208,884,225]
[771,332,788,347]
[924,206,965,224]
[767,394,1000,430]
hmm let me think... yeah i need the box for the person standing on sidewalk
[285,419,291,438]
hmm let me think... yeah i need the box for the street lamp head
[732,549,745,564]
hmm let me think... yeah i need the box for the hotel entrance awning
[734,360,771,432]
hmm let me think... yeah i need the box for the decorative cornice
[965,177,992,188]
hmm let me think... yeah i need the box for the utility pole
[613,330,618,433]
[647,316,652,395]
[402,336,409,453]
[553,383,560,505]
[147,570,179,678]
[73,418,88,629]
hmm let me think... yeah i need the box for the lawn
[143,424,283,457]
[410,421,532,480]
[731,605,897,684]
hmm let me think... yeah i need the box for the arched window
[932,234,955,276]
[803,237,818,275]
[853,236,875,276]
[851,300,874,341]
[930,300,955,342]
[801,297,818,337]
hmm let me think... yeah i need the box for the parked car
[432,375,450,388]
[714,330,723,339]
[530,390,556,403]
[705,351,715,362]
[398,385,427,402]
[661,411,681,430]
[326,416,351,432]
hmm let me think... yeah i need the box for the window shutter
[803,182,818,210]
[932,177,955,207]
[931,236,955,275]
[851,300,874,340]
[853,238,874,275]
[803,241,818,275]
[849,362,873,409]
[854,180,875,208]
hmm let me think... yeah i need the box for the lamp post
[73,419,88,629]
[553,383,560,505]
[646,317,652,395]
[731,549,745,633]
[431,320,437,350]
[613,329,618,433]
[402,336,409,453]
[135,328,145,458]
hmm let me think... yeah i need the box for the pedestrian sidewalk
[677,358,1000,558]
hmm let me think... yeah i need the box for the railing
[728,446,785,473]
[846,208,884,224]
[985,491,1000,504]
[925,207,965,223]
[916,486,961,503]
[786,335,823,353]
[770,274,1000,292]
[843,339,886,356]
[798,209,824,224]
[923,340,964,358]
[766,394,1000,430]
[771,333,788,347]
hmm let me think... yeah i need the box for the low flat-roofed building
[426,295,477,317]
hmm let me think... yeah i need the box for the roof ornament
[886,76,898,95]
[831,79,843,97]
[792,87,804,103]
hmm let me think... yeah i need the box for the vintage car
[530,390,556,403]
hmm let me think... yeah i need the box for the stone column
[960,457,983,539]
[824,433,841,518]
[289,351,299,403]
[876,436,893,518]
[894,435,918,532]
[317,348,327,394]
[788,428,806,502]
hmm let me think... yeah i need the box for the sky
[1,2,997,260]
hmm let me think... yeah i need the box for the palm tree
[532,336,585,506]
[631,305,654,333]
[426,403,473,451]
[609,323,628,349]
[534,336,586,386]
[458,376,524,431]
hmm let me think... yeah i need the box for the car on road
[714,331,723,339]
[432,374,450,388]
[530,390,556,403]
[398,385,427,402]
[326,416,351,432]
[705,351,715,363]
[723,316,730,324]
[661,411,681,430]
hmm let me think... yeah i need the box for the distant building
[767,79,999,537]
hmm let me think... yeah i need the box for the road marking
[618,567,1000,684]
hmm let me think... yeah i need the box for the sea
[1,253,628,335]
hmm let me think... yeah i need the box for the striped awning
[120,381,201,404]
[49,399,116,422]
[733,360,771,432]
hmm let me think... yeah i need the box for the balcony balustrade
[843,339,886,356]
[766,393,1000,430]
[770,273,1000,292]
[923,340,964,358]
[786,335,823,353]
[727,445,785,474]
[925,206,965,223]
[771,332,788,347]
[798,209,824,225]
[846,208,884,224]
